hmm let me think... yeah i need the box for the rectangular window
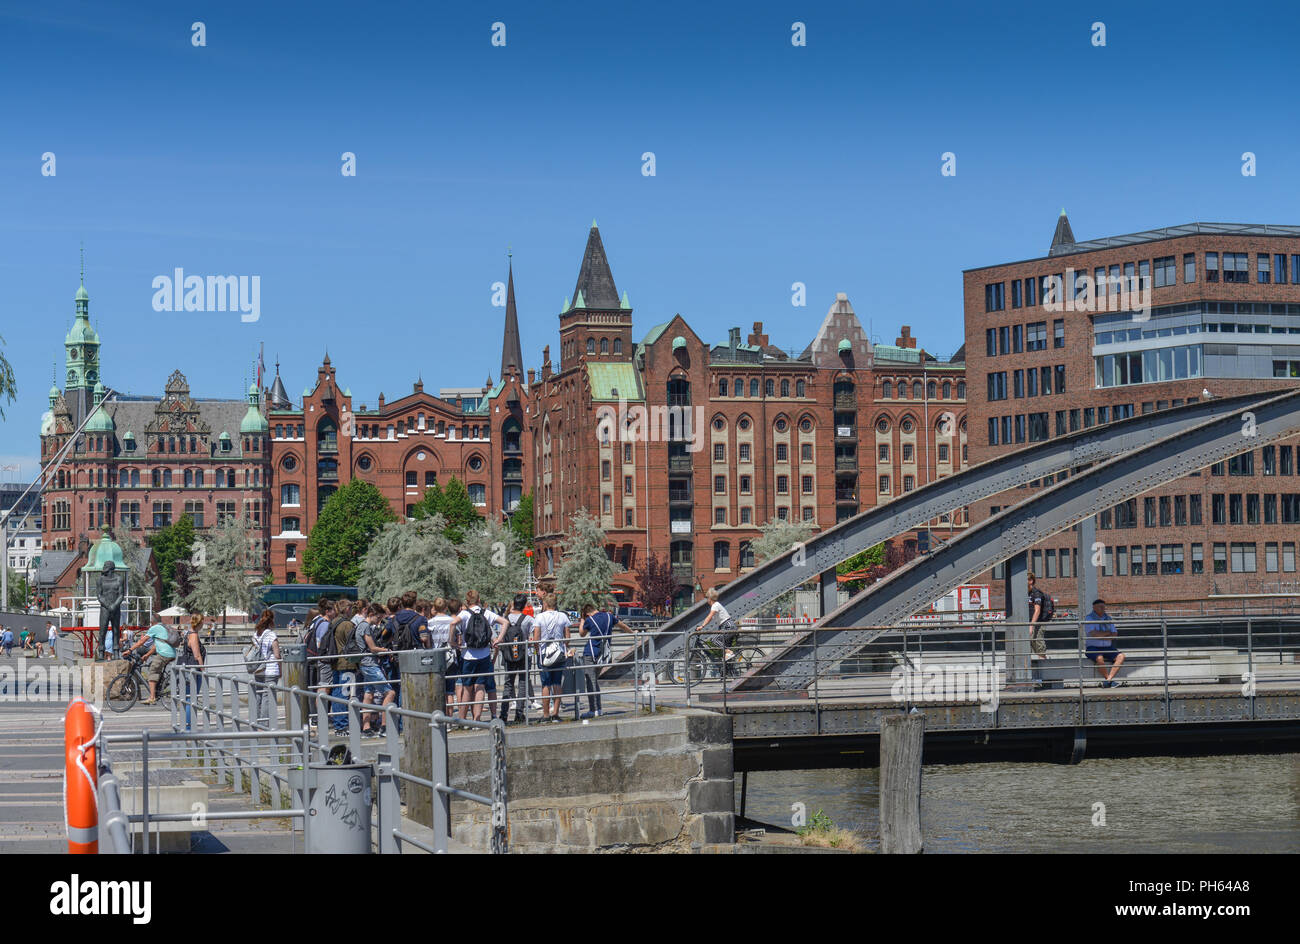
[902,443,914,462]
[1026,321,1047,351]
[1206,252,1219,282]
[1069,409,1080,432]
[1060,548,1073,578]
[1145,544,1158,575]
[623,443,632,463]
[1012,324,1023,353]
[1266,542,1279,573]
[1191,543,1204,574]
[1258,254,1271,283]
[1131,545,1142,576]
[739,443,751,462]
[1154,255,1176,287]
[712,444,724,463]
[1230,542,1257,573]
[777,475,789,495]
[1224,252,1249,283]
[715,507,726,525]
[1026,369,1038,397]
[1053,319,1064,348]
[1229,452,1254,476]
[1014,414,1026,443]
[714,475,726,495]
[624,475,633,495]
[986,328,997,357]
[985,282,1006,311]
[801,443,813,462]
[801,475,814,495]
[1184,253,1196,283]
[1025,277,1038,306]
[281,484,300,506]
[1013,370,1025,398]
[740,507,751,525]
[602,460,611,480]
[1285,543,1297,572]
[776,443,788,462]
[1011,280,1022,308]
[1212,494,1226,524]
[1173,495,1187,526]
[1229,493,1243,525]
[1055,411,1067,436]
[1247,493,1260,525]
[1283,446,1294,476]
[1116,544,1129,576]
[998,326,1010,355]
[1277,254,1288,285]
[1161,544,1183,575]
[1264,445,1277,475]
[1144,497,1157,527]
[879,444,890,461]
[1159,496,1172,527]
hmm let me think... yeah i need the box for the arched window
[913,381,923,399]
[195,470,204,487]
[942,381,952,399]
[957,381,966,399]
[781,379,790,397]
[184,469,193,488]
[796,380,805,397]
[882,381,892,399]
[586,338,596,355]
[749,378,759,397]
[897,382,908,399]
[119,469,128,487]
[765,379,775,397]
[600,338,609,354]
[719,378,728,397]
[613,338,622,354]
[927,381,937,399]
[162,469,172,487]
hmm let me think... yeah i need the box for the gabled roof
[570,222,621,310]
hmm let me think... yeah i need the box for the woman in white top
[250,610,281,729]
[427,597,457,712]
[695,587,738,661]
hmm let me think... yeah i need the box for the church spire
[1050,208,1076,254]
[500,250,523,379]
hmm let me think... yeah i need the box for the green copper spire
[591,219,598,229]
[620,290,631,310]
[240,382,268,433]
[65,250,100,408]
[574,289,586,308]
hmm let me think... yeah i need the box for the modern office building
[965,214,1300,609]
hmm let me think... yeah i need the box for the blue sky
[4,0,1300,475]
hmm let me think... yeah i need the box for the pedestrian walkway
[0,703,296,853]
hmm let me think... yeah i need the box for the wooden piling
[880,711,924,854]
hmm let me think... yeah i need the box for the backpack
[243,634,265,677]
[390,611,420,652]
[585,613,612,663]
[463,606,493,650]
[1040,594,1056,620]
[304,615,336,658]
[342,620,368,657]
[177,630,207,667]
[503,614,529,663]
[540,639,566,668]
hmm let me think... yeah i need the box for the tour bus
[251,584,358,628]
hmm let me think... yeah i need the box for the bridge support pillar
[819,567,838,618]
[1003,551,1032,688]
[1076,515,1099,632]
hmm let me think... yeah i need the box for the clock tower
[64,263,101,425]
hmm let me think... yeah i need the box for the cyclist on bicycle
[694,587,739,663]
[124,621,177,705]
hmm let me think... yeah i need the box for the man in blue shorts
[1083,598,1125,688]
[357,605,396,737]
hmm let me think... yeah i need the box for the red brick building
[265,263,531,582]
[39,277,272,599]
[531,224,967,607]
[964,214,1300,609]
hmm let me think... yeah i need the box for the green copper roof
[620,290,631,310]
[874,344,922,363]
[837,338,852,353]
[586,362,641,401]
[574,289,586,308]
[84,530,126,574]
[75,283,89,302]
[65,313,98,345]
[240,383,268,433]
[671,335,686,351]
[640,322,671,347]
[85,383,114,431]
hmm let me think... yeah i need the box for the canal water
[737,753,1300,852]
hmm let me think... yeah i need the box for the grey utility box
[305,763,373,854]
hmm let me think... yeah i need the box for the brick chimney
[527,368,536,386]
[748,321,769,348]
[895,326,916,349]
[541,345,552,380]
[377,392,385,409]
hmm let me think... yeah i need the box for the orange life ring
[64,697,98,854]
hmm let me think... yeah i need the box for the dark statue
[95,560,125,659]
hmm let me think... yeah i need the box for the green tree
[149,513,196,607]
[0,334,16,420]
[457,517,524,610]
[411,476,481,543]
[837,542,886,592]
[752,517,817,616]
[184,515,262,620]
[303,479,396,585]
[508,491,534,552]
[5,569,30,609]
[554,509,622,612]
[357,514,460,602]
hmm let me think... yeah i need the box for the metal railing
[114,652,515,853]
[659,616,1300,726]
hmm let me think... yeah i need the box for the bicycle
[670,634,766,684]
[104,650,173,714]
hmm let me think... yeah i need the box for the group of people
[298,590,634,731]
[1027,572,1126,686]
[0,622,58,657]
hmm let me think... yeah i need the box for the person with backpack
[452,589,508,721]
[1,626,12,656]
[428,598,458,712]
[357,604,396,736]
[303,599,337,729]
[177,614,208,731]
[1027,572,1052,660]
[499,595,534,724]
[576,602,630,718]
[531,593,572,723]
